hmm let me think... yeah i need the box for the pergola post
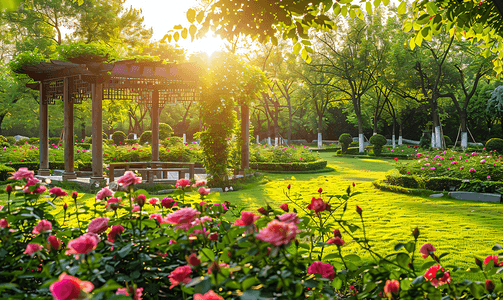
[91,82,104,182]
[151,89,160,162]
[62,77,76,180]
[38,83,50,176]
[241,103,249,171]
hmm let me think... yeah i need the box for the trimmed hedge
[385,170,464,191]
[112,131,126,144]
[0,164,15,181]
[339,133,352,153]
[250,159,327,172]
[372,180,433,196]
[459,179,503,194]
[486,138,503,153]
[77,143,91,150]
[336,146,370,155]
[5,161,91,171]
[385,170,419,188]
[313,147,340,153]
[369,134,387,156]
[423,176,463,191]
[140,131,152,144]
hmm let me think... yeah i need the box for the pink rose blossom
[307,261,335,279]
[50,273,94,300]
[0,218,9,228]
[132,205,140,212]
[306,197,330,214]
[484,255,503,266]
[327,236,345,246]
[256,220,300,247]
[105,197,121,211]
[420,243,436,259]
[280,203,289,212]
[150,213,163,224]
[148,197,159,205]
[33,219,52,235]
[66,233,99,255]
[233,211,261,226]
[164,207,199,226]
[194,290,224,300]
[88,217,109,234]
[107,225,125,243]
[47,235,63,251]
[24,243,43,255]
[424,265,451,287]
[116,171,141,187]
[169,265,192,289]
[116,286,143,300]
[175,178,191,188]
[384,279,400,295]
[469,168,476,173]
[161,198,176,208]
[9,167,35,179]
[277,212,300,224]
[96,187,114,200]
[48,187,68,198]
[198,187,210,195]
[193,180,207,187]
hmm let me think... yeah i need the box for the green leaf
[438,252,449,260]
[118,243,133,258]
[394,243,405,251]
[373,0,381,7]
[293,43,301,55]
[409,37,416,50]
[241,289,260,300]
[332,277,343,290]
[187,8,196,23]
[492,244,502,251]
[242,276,257,290]
[199,248,214,262]
[181,28,188,39]
[421,261,437,271]
[301,47,308,61]
[333,3,341,15]
[382,0,389,5]
[397,2,406,14]
[174,31,180,42]
[341,5,348,17]
[411,275,424,285]
[173,25,183,30]
[271,36,278,46]
[189,25,197,41]
[366,2,372,15]
[396,253,410,268]
[349,8,356,19]
[403,21,412,32]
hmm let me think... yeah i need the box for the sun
[124,0,226,57]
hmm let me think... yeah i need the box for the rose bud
[72,191,78,200]
[135,194,146,207]
[356,205,362,216]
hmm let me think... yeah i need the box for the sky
[124,0,226,56]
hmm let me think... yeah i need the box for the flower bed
[0,167,502,299]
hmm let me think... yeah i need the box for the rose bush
[0,168,502,299]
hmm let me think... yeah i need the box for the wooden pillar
[241,103,249,170]
[151,89,160,162]
[62,77,76,180]
[38,83,50,176]
[91,82,104,180]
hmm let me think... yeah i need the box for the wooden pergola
[16,59,202,183]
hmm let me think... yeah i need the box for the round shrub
[369,134,387,156]
[339,133,353,153]
[140,131,152,144]
[486,138,503,153]
[159,123,174,140]
[83,136,92,144]
[444,135,453,147]
[112,131,126,144]
[419,132,431,149]
[128,133,136,139]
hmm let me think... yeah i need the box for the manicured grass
[1,152,501,281]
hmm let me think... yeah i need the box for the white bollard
[133,133,137,139]
[183,133,186,143]
[274,137,278,147]
[256,135,260,144]
[268,137,271,146]
[317,132,322,149]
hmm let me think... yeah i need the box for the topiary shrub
[369,134,387,156]
[339,133,353,153]
[159,123,174,140]
[128,133,136,139]
[140,131,152,144]
[419,132,431,148]
[350,141,359,147]
[112,131,126,144]
[486,138,503,153]
[444,135,453,147]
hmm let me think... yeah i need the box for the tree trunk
[460,111,468,149]
[398,124,403,145]
[81,122,86,140]
[356,109,364,153]
[318,114,323,149]
[392,120,396,149]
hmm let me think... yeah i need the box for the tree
[487,85,503,135]
[310,15,386,152]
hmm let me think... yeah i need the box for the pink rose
[256,220,300,247]
[280,203,289,212]
[198,187,210,195]
[107,225,125,243]
[307,261,335,280]
[96,187,114,200]
[194,290,224,300]
[9,167,35,180]
[24,243,43,255]
[164,207,199,226]
[88,217,109,234]
[175,178,191,188]
[105,197,121,211]
[148,198,159,205]
[150,213,163,224]
[161,198,176,208]
[169,265,192,289]
[116,171,141,187]
[356,205,363,216]
[66,233,99,255]
[333,229,341,238]
[277,212,300,224]
[33,219,52,235]
[0,218,8,228]
[257,207,267,215]
[384,279,399,295]
[169,239,177,245]
[424,265,451,287]
[484,255,503,266]
[47,235,63,252]
[306,197,330,214]
[50,273,94,300]
[209,232,218,241]
[420,243,436,259]
[194,180,207,187]
[116,286,143,300]
[327,236,345,246]
[187,253,201,266]
[233,211,260,226]
[135,194,146,207]
[48,187,68,198]
[132,205,140,212]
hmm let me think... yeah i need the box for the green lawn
[1,153,501,281]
